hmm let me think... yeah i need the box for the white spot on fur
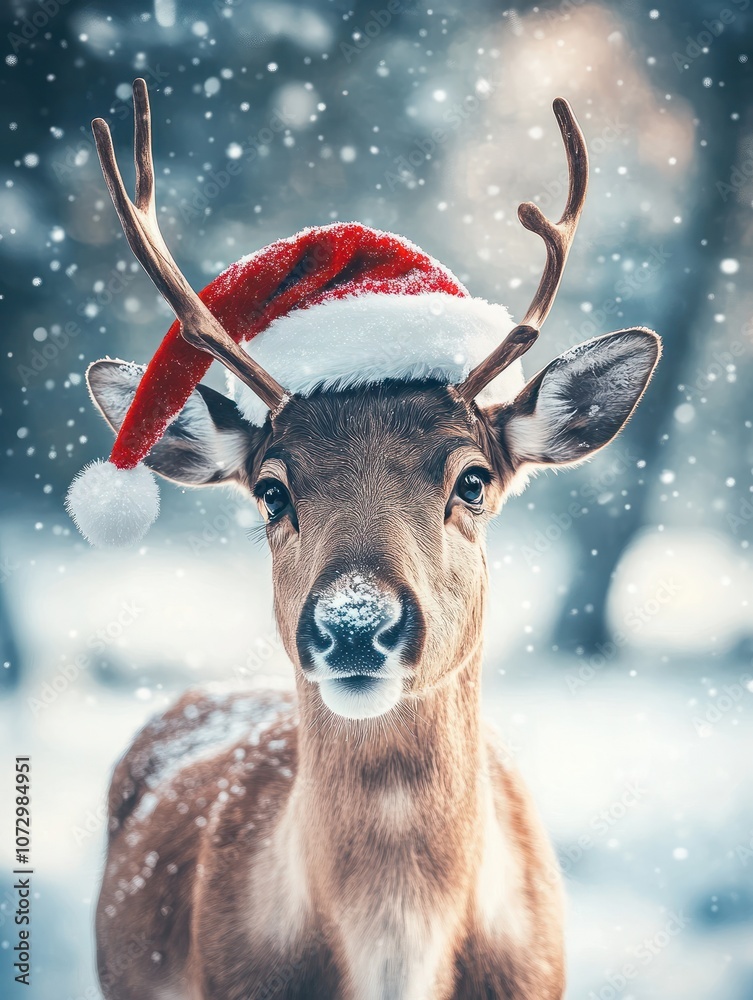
[506,389,575,465]
[248,793,310,947]
[476,748,531,947]
[132,693,289,810]
[155,986,195,1000]
[342,909,448,1000]
[475,769,530,945]
[378,785,414,830]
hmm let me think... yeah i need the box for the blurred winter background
[0,0,752,996]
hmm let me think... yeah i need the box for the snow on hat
[66,222,522,547]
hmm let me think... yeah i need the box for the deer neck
[286,650,488,994]
[296,649,485,822]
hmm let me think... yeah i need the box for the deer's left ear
[87,360,265,486]
[490,329,661,468]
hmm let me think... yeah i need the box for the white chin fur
[318,676,403,720]
[65,460,160,547]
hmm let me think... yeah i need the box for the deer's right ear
[87,360,265,486]
[489,329,660,470]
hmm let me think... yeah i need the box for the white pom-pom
[65,460,160,547]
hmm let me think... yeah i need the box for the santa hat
[66,222,523,546]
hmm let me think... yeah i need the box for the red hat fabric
[110,222,467,471]
[66,222,522,546]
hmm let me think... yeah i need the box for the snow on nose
[313,575,402,674]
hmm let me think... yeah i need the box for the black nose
[296,576,424,674]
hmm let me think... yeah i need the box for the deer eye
[257,480,290,521]
[455,468,488,507]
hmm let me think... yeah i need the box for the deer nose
[297,574,422,675]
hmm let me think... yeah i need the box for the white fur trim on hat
[229,292,524,425]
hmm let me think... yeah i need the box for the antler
[92,79,287,412]
[458,97,589,402]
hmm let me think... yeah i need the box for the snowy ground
[1,515,752,1000]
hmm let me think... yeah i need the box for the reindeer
[86,81,660,999]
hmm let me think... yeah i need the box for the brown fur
[96,383,565,999]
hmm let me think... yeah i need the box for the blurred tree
[548,0,752,652]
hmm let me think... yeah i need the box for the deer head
[72,81,660,720]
